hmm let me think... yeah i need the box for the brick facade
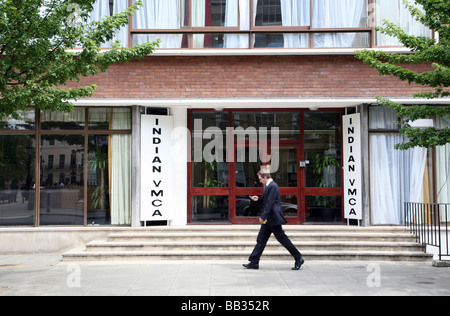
[68,55,432,100]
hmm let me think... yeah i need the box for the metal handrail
[404,202,450,261]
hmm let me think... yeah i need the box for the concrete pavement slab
[0,254,449,297]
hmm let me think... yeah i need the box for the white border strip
[67,47,413,57]
[72,98,450,109]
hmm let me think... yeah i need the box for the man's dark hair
[257,171,272,179]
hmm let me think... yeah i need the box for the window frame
[128,0,377,49]
[0,107,132,227]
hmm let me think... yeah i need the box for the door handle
[299,160,310,168]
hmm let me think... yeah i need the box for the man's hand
[250,196,259,202]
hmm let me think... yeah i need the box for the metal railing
[404,202,450,261]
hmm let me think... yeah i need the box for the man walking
[243,171,304,271]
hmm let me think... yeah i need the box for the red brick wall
[67,55,432,99]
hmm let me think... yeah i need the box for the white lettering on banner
[141,115,174,221]
[343,113,362,220]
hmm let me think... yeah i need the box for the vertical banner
[141,115,174,222]
[343,113,362,221]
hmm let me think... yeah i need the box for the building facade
[1,0,449,228]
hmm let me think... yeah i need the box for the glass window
[0,135,36,226]
[127,0,433,49]
[255,0,310,27]
[313,33,369,48]
[375,0,432,46]
[41,108,85,131]
[193,139,229,187]
[369,106,429,225]
[312,0,368,48]
[88,108,132,130]
[192,111,229,133]
[434,116,449,205]
[312,0,367,28]
[133,0,187,30]
[88,0,129,48]
[304,112,342,188]
[133,34,188,48]
[235,145,263,187]
[192,112,229,188]
[192,195,228,222]
[193,34,249,48]
[369,106,399,129]
[236,195,297,217]
[193,0,238,27]
[305,195,342,222]
[109,134,132,225]
[88,135,110,225]
[39,135,85,225]
[87,133,131,226]
[254,33,309,48]
[0,109,35,131]
[1,106,132,227]
[233,112,300,140]
[272,146,298,187]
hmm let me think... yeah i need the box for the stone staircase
[62,225,433,262]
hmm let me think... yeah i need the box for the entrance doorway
[188,110,344,224]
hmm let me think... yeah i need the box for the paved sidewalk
[0,254,449,296]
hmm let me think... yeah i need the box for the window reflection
[39,135,85,225]
[192,195,228,222]
[304,112,342,188]
[88,135,110,225]
[41,109,85,131]
[1,107,132,227]
[192,112,229,188]
[236,195,297,217]
[305,195,342,222]
[0,135,36,226]
[0,110,35,131]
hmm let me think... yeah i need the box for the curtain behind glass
[369,107,427,225]
[110,110,131,225]
[281,0,309,48]
[436,117,450,207]
[375,0,431,46]
[133,0,184,48]
[312,0,366,47]
[113,0,130,47]
[224,0,249,48]
[192,0,206,47]
[90,0,129,48]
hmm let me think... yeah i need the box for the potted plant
[89,147,109,222]
[312,152,341,221]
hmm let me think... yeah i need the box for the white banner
[343,113,362,221]
[141,115,174,222]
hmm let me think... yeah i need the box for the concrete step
[105,225,412,234]
[84,240,424,252]
[61,225,432,263]
[106,232,417,243]
[63,250,432,262]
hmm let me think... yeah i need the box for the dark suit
[248,180,302,264]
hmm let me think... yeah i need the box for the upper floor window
[90,0,432,49]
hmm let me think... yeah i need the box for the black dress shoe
[292,258,304,270]
[243,263,259,270]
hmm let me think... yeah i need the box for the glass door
[188,109,344,225]
[233,143,302,224]
[303,112,344,223]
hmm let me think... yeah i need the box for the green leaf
[355,0,450,149]
[0,0,158,118]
